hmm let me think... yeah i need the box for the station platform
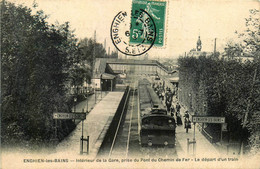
[53,92,125,158]
[172,103,220,157]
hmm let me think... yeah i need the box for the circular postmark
[110,9,156,56]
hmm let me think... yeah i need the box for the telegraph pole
[93,30,96,72]
[104,38,106,53]
[86,80,88,113]
[100,74,102,99]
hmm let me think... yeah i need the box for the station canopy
[101,73,116,80]
[169,77,179,83]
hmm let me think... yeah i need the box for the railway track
[109,83,135,158]
[101,75,178,158]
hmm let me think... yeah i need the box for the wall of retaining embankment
[96,86,130,157]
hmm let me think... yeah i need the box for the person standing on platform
[161,90,165,101]
[176,111,183,125]
[184,111,190,119]
[165,89,172,113]
[176,102,181,116]
[170,105,175,117]
[184,112,191,133]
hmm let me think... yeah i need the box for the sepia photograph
[1,0,259,168]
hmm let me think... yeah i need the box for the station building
[91,58,179,91]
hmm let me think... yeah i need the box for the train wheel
[148,141,153,146]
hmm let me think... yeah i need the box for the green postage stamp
[130,0,167,47]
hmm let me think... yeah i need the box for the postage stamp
[110,10,156,56]
[130,0,167,47]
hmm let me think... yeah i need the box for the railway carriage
[138,78,176,147]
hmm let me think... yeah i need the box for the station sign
[53,112,86,120]
[192,116,225,124]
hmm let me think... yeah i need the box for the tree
[1,1,78,147]
[223,9,260,155]
[238,9,260,58]
[108,51,118,58]
[224,9,259,60]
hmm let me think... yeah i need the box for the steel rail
[108,87,131,156]
[126,83,135,158]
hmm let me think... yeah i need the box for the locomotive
[138,78,176,147]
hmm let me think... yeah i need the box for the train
[138,78,176,147]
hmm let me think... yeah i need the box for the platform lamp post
[73,96,77,123]
[83,79,88,113]
[202,102,207,130]
[95,83,97,104]
[80,79,90,155]
[86,81,88,113]
[193,112,197,156]
[100,74,103,99]
[188,93,192,111]
[74,97,77,112]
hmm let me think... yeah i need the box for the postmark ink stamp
[111,10,156,56]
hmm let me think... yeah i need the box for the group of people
[171,103,191,133]
[153,82,175,110]
[152,80,191,133]
[152,82,165,101]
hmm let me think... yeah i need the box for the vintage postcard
[1,0,260,169]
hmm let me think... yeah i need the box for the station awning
[101,73,116,80]
[169,77,179,83]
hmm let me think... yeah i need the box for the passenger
[176,102,181,114]
[155,87,159,96]
[172,117,176,126]
[166,100,171,112]
[172,89,175,96]
[170,105,175,117]
[184,117,191,133]
[165,89,172,101]
[184,111,190,119]
[176,112,183,125]
[161,90,165,101]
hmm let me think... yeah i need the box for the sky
[9,0,259,59]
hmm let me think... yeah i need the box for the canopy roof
[101,73,115,80]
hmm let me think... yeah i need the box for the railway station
[47,58,226,159]
[2,1,259,168]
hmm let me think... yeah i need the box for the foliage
[70,37,107,87]
[1,1,78,147]
[109,51,119,58]
[178,9,260,154]
[78,38,106,66]
[238,9,260,57]
[178,55,259,149]
[224,9,260,58]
